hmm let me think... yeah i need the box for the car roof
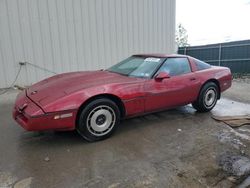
[133,53,189,58]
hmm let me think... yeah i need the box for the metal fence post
[184,47,187,55]
[218,44,222,66]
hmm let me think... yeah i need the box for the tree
[176,24,189,47]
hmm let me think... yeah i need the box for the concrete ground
[0,80,250,188]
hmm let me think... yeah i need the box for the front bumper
[13,90,77,131]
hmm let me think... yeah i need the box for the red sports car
[13,54,232,141]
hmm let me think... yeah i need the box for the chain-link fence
[178,40,250,73]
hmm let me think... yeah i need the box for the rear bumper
[13,91,77,131]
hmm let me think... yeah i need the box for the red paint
[13,54,232,131]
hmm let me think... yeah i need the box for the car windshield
[107,56,165,78]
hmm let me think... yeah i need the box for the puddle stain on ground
[218,154,250,187]
[0,171,33,188]
[219,155,250,177]
[0,171,18,187]
[213,98,250,149]
[214,98,250,187]
[14,177,33,188]
[212,98,250,117]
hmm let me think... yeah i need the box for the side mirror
[155,72,170,81]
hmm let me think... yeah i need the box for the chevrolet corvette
[13,54,232,141]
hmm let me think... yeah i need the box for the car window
[156,57,191,76]
[107,56,165,78]
[193,58,211,71]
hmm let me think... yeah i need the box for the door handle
[190,77,196,81]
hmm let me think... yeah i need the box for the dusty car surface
[13,54,232,141]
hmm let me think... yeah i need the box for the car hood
[27,70,142,109]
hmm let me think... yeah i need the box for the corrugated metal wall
[0,0,176,88]
[178,40,250,73]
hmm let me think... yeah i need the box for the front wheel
[192,82,219,112]
[77,98,120,142]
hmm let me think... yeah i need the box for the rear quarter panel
[194,66,232,93]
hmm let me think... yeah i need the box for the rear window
[194,58,211,71]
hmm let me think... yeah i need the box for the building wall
[0,0,176,88]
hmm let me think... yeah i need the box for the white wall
[0,0,176,88]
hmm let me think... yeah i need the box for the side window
[157,58,191,76]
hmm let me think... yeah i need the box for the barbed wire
[0,62,57,96]
[25,62,57,75]
[0,65,22,95]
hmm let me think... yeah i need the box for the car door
[144,57,200,112]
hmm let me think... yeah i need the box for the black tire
[76,98,120,142]
[192,82,219,112]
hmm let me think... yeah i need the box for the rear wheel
[192,82,219,112]
[77,98,120,142]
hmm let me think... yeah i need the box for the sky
[176,0,250,45]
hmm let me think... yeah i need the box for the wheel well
[202,79,221,99]
[75,94,126,126]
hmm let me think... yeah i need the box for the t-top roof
[133,53,188,58]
